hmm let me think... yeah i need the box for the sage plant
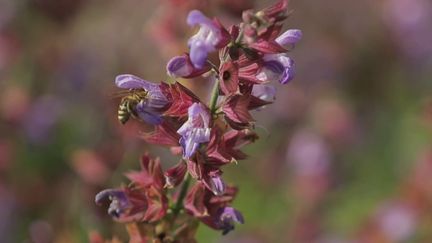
[95,1,301,242]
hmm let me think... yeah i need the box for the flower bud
[166,55,194,78]
[276,29,303,47]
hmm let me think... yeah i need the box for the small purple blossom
[115,74,168,125]
[257,55,295,84]
[116,74,154,90]
[187,10,223,69]
[276,29,303,47]
[204,171,226,196]
[254,29,301,85]
[177,103,211,159]
[95,189,131,218]
[252,84,276,103]
[166,54,211,78]
[166,55,194,78]
[217,207,244,235]
[210,175,225,195]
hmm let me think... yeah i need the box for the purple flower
[95,189,131,218]
[166,54,211,78]
[177,103,211,158]
[376,202,417,242]
[252,84,277,102]
[257,55,295,84]
[203,170,226,196]
[217,207,244,235]
[255,29,301,84]
[166,55,194,78]
[276,29,303,47]
[115,74,168,125]
[210,175,225,195]
[22,96,63,144]
[187,10,227,69]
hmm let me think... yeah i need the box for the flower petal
[252,84,276,101]
[280,60,295,84]
[190,41,210,69]
[219,61,239,95]
[141,121,180,146]
[135,101,163,125]
[166,55,194,78]
[276,29,303,46]
[203,173,226,196]
[187,10,214,28]
[165,161,187,188]
[249,40,286,54]
[115,74,160,91]
[218,207,244,235]
[184,183,208,217]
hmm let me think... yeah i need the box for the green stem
[172,173,191,216]
[235,28,244,45]
[206,60,219,74]
[209,79,220,114]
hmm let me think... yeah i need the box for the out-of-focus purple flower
[22,96,63,144]
[217,207,244,235]
[177,103,211,158]
[252,84,276,102]
[383,0,432,63]
[115,74,168,125]
[187,10,229,68]
[257,54,295,84]
[376,202,417,242]
[286,130,331,176]
[276,29,303,47]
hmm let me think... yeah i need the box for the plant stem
[207,60,219,74]
[235,28,244,45]
[209,79,220,114]
[172,173,191,216]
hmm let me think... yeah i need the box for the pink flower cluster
[95,1,301,241]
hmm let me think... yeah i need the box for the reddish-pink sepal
[164,160,187,188]
[141,120,180,147]
[222,94,254,130]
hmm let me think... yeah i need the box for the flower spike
[98,1,301,241]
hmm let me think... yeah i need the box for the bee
[116,89,149,124]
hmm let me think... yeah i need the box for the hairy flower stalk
[95,1,301,242]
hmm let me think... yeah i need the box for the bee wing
[109,90,133,99]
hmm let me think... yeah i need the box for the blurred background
[1,0,431,242]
